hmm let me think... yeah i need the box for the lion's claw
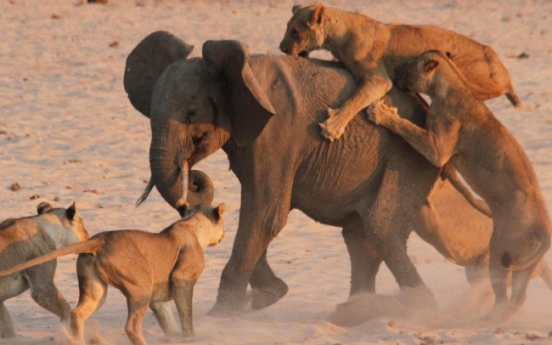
[319,107,346,141]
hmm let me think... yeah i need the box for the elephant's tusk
[135,178,154,208]
[175,160,189,209]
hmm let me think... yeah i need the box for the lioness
[279,4,521,141]
[418,177,552,290]
[366,50,551,321]
[0,201,89,338]
[0,203,226,345]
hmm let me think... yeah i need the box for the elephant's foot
[0,327,16,339]
[251,277,289,310]
[207,302,244,318]
[479,301,518,324]
[0,331,16,339]
[207,291,247,318]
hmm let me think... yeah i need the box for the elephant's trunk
[149,121,215,210]
[150,120,188,209]
[187,170,215,205]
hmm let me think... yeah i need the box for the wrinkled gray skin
[124,31,489,317]
[124,31,215,210]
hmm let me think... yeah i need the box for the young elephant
[0,202,89,338]
[366,50,551,322]
[279,4,521,141]
[0,203,226,345]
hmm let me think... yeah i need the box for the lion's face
[206,203,226,247]
[396,51,445,95]
[181,203,226,248]
[279,5,325,57]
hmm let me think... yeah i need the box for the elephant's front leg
[249,250,289,310]
[208,188,291,317]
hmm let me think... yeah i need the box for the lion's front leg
[366,101,459,168]
[150,301,179,336]
[320,71,392,141]
[172,279,196,337]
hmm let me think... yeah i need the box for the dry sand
[1,0,551,344]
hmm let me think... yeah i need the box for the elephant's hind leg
[250,250,289,310]
[365,161,438,302]
[0,302,15,339]
[342,224,382,295]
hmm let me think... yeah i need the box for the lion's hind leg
[0,275,29,338]
[70,258,108,344]
[27,262,71,321]
[124,295,151,345]
[505,263,537,319]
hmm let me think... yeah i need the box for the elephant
[123,31,491,317]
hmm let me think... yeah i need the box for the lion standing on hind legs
[279,4,522,141]
[366,50,551,322]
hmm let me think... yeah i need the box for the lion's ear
[292,4,302,14]
[214,203,226,221]
[37,202,53,215]
[309,5,325,27]
[424,60,439,74]
[66,202,77,221]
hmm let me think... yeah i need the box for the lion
[279,4,522,141]
[0,203,226,345]
[366,50,551,322]
[0,201,89,338]
[418,177,552,289]
[327,177,552,327]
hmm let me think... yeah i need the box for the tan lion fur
[279,4,521,141]
[367,50,551,322]
[0,203,226,345]
[419,178,552,290]
[0,202,89,338]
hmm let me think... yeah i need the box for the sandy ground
[1,0,552,344]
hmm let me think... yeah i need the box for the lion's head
[279,4,326,57]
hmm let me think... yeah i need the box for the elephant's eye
[192,134,205,146]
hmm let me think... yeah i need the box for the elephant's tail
[0,239,103,277]
[124,31,194,118]
[440,162,492,218]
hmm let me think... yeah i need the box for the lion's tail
[0,238,103,277]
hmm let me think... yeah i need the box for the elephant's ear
[202,40,276,147]
[124,31,194,118]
